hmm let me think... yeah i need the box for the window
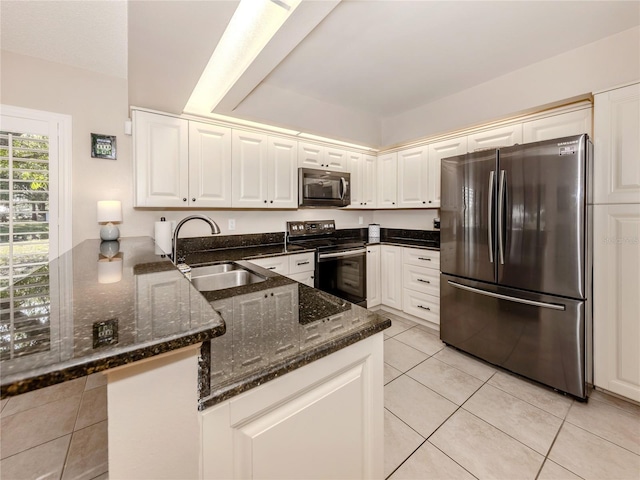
[0,106,71,363]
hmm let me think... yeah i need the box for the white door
[377,153,398,208]
[348,151,363,207]
[188,121,231,207]
[593,83,640,204]
[363,154,377,208]
[325,147,347,171]
[232,130,268,208]
[134,110,189,207]
[298,142,325,169]
[467,124,523,152]
[428,136,467,207]
[380,245,403,309]
[267,136,297,208]
[593,204,640,402]
[523,108,592,143]
[367,245,381,308]
[397,146,428,208]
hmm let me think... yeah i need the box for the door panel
[498,135,587,299]
[441,150,497,283]
[440,274,586,399]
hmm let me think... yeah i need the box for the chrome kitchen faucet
[171,215,221,265]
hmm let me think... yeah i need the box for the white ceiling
[1,0,639,140]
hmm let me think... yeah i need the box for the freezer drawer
[440,274,587,399]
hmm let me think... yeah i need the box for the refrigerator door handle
[497,169,506,265]
[447,280,566,311]
[488,171,495,263]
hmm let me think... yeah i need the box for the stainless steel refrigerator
[440,134,592,400]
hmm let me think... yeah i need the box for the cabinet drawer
[403,248,440,269]
[248,256,289,274]
[289,252,315,274]
[287,271,314,288]
[403,289,440,325]
[403,264,440,296]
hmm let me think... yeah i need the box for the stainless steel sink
[190,263,267,291]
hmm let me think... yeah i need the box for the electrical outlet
[228,219,236,231]
[358,216,363,225]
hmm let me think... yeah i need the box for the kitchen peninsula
[1,236,390,479]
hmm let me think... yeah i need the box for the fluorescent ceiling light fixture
[297,133,377,152]
[185,0,301,115]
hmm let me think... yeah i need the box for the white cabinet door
[325,147,347,171]
[380,245,403,310]
[348,151,364,207]
[593,204,640,402]
[298,142,325,169]
[267,136,297,208]
[202,334,384,480]
[523,108,592,143]
[232,290,270,375]
[363,154,377,208]
[367,245,381,308]
[270,284,300,361]
[188,121,232,207]
[594,83,640,204]
[467,124,523,152]
[377,153,398,208]
[397,146,429,208]
[232,130,269,208]
[428,136,467,208]
[134,110,189,207]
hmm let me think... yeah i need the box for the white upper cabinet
[233,131,296,208]
[134,110,189,207]
[349,152,376,208]
[188,121,232,207]
[324,147,348,171]
[232,130,269,208]
[523,108,592,143]
[594,83,640,204]
[427,136,467,208]
[298,142,347,171]
[397,146,429,208]
[268,137,297,208]
[377,153,398,208]
[467,124,523,152]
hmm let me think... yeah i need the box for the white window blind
[0,131,52,360]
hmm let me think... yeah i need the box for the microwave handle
[340,177,347,200]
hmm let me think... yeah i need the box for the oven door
[316,248,367,306]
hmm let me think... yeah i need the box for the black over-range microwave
[298,168,351,208]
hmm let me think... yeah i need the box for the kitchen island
[1,237,390,479]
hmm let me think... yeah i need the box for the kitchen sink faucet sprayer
[172,215,221,265]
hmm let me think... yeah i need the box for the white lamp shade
[97,200,122,223]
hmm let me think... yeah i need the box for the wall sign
[91,133,117,160]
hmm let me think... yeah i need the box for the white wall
[373,210,439,231]
[0,51,374,244]
[381,26,640,147]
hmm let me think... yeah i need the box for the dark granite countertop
[1,237,226,398]
[2,235,391,406]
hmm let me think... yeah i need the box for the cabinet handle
[417,278,430,283]
[267,266,276,270]
[297,261,310,266]
[270,200,273,204]
[418,257,432,261]
[392,202,395,205]
[182,198,187,202]
[417,305,431,311]
[429,200,432,204]
[264,200,267,203]
[192,198,196,202]
[422,201,426,204]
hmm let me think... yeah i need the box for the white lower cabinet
[380,245,403,310]
[201,333,384,480]
[247,252,315,287]
[402,248,440,326]
[366,245,381,308]
[593,204,640,402]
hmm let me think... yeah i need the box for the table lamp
[97,200,122,241]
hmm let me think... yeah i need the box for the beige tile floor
[2,310,639,480]
[0,373,108,480]
[380,309,640,480]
